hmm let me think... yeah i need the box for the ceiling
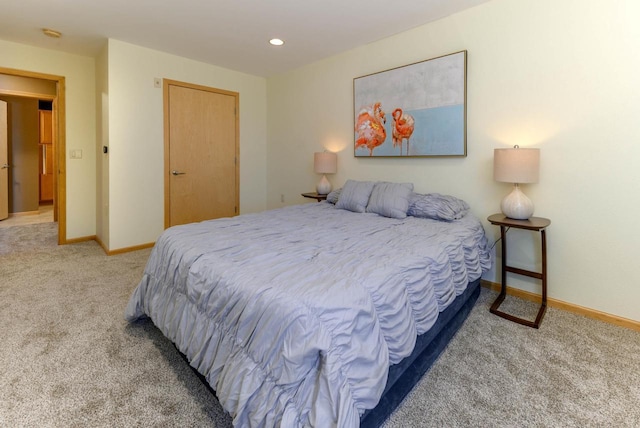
[1,0,490,77]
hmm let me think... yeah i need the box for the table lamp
[314,151,337,195]
[493,145,540,220]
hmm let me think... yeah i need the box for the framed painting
[354,50,467,157]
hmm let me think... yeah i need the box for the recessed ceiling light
[42,28,62,38]
[269,38,284,46]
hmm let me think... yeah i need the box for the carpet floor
[1,222,639,427]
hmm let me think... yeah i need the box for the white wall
[0,39,96,240]
[267,0,640,322]
[104,40,267,250]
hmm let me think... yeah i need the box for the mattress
[125,202,492,427]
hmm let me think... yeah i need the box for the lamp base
[316,175,332,195]
[501,184,534,220]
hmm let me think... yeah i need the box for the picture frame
[353,50,467,158]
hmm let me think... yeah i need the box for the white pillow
[335,180,376,213]
[366,182,414,219]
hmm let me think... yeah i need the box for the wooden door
[164,81,239,227]
[39,110,54,202]
[0,100,7,220]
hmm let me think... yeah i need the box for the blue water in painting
[355,104,464,157]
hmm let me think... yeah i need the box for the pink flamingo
[392,108,415,156]
[355,102,386,156]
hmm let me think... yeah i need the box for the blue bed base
[360,278,481,427]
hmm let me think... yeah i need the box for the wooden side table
[301,192,327,202]
[487,213,551,329]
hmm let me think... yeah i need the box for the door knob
[1,164,9,169]
[171,170,186,176]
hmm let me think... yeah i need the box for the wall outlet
[280,194,285,203]
[70,149,83,159]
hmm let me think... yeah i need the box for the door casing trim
[0,67,66,244]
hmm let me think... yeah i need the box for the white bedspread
[125,203,491,427]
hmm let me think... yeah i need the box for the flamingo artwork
[391,108,415,156]
[355,102,386,156]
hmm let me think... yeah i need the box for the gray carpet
[1,222,639,427]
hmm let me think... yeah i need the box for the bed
[125,181,492,427]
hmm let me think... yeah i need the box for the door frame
[162,79,240,229]
[0,100,7,220]
[0,67,66,244]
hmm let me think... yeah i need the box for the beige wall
[0,95,39,213]
[0,39,96,240]
[102,40,267,251]
[266,0,640,322]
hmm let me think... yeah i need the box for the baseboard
[94,236,108,253]
[63,235,96,244]
[481,280,640,332]
[8,210,40,217]
[95,236,155,256]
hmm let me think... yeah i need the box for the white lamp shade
[494,147,539,184]
[314,152,337,174]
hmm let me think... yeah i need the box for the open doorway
[0,97,54,228]
[0,68,66,243]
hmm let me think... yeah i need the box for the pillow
[366,182,414,219]
[407,192,470,221]
[335,180,376,213]
[326,188,341,204]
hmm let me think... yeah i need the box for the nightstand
[301,192,327,202]
[487,213,551,329]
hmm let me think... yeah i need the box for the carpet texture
[1,222,639,427]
